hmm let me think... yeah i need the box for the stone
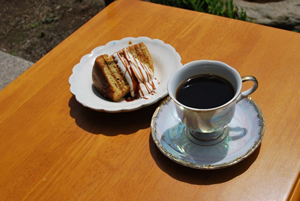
[234,0,300,32]
[0,51,33,91]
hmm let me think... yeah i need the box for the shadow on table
[68,96,161,136]
[149,133,261,185]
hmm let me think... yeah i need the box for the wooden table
[1,0,300,200]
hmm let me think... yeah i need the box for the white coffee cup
[168,60,258,141]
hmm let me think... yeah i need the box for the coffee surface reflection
[176,74,235,109]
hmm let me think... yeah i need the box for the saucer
[151,96,265,169]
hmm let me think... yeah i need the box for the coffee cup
[168,60,258,141]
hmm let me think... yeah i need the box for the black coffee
[176,74,235,109]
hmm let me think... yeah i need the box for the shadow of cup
[161,123,229,165]
[149,131,261,185]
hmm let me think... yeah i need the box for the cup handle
[236,76,258,103]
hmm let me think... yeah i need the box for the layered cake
[92,42,159,102]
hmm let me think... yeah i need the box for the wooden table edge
[288,173,300,201]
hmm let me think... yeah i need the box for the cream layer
[113,48,159,98]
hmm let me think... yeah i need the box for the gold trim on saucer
[150,96,265,170]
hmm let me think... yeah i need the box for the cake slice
[92,42,159,102]
[92,54,130,102]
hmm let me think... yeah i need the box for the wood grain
[1,0,300,200]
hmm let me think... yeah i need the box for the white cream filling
[113,52,134,96]
[138,79,160,97]
[113,48,159,98]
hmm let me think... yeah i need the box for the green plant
[63,3,69,8]
[150,0,247,21]
[29,21,40,28]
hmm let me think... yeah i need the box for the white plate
[69,37,182,112]
[151,96,265,169]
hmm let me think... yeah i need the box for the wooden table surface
[1,0,300,200]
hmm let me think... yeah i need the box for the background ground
[0,0,288,63]
[0,0,106,62]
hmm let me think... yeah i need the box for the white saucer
[69,37,182,113]
[151,96,265,169]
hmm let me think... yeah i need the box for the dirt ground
[0,0,106,62]
[0,0,288,63]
